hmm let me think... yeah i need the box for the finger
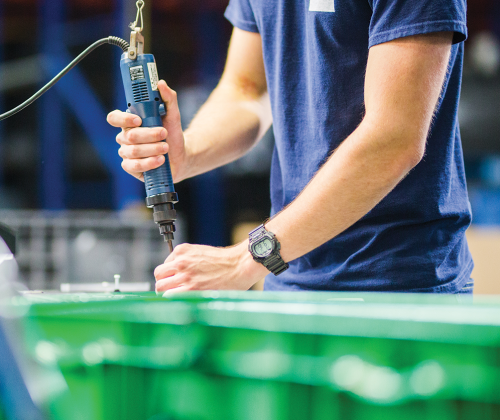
[120,127,167,145]
[134,172,145,182]
[158,80,182,127]
[158,80,178,108]
[162,285,192,297]
[154,262,177,280]
[121,155,165,174]
[118,142,168,159]
[155,275,185,292]
[107,110,142,128]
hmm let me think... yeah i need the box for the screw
[114,274,121,293]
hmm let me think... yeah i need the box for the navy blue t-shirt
[225,0,473,293]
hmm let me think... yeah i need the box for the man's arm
[107,28,271,183]
[265,32,453,261]
[154,32,454,293]
[181,28,272,180]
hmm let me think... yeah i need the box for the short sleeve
[368,0,467,48]
[224,0,259,33]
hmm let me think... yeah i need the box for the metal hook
[131,0,145,32]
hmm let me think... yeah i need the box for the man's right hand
[106,80,188,183]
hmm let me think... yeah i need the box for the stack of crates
[4,291,500,419]
[0,210,186,290]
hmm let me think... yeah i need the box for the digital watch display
[248,224,289,276]
[252,237,273,258]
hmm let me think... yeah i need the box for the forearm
[265,118,421,262]
[181,84,272,180]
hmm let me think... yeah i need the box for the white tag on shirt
[309,0,335,12]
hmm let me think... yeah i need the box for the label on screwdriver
[129,65,145,81]
[147,62,159,91]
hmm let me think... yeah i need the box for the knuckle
[116,145,126,157]
[176,243,189,253]
[130,145,140,158]
[175,260,187,272]
[132,160,142,173]
[126,130,136,143]
[178,273,192,286]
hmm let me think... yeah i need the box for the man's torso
[225,0,473,292]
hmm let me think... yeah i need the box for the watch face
[253,237,274,258]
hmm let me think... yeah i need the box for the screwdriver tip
[167,239,173,253]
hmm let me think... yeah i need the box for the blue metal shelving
[190,8,227,246]
[37,0,143,210]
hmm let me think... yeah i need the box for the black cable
[0,36,129,121]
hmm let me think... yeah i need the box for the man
[107,0,473,294]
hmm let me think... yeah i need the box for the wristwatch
[248,224,289,276]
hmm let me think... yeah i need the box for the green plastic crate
[13,292,500,419]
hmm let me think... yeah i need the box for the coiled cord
[0,36,130,121]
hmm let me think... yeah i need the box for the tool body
[120,29,178,251]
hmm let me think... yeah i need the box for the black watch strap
[249,225,289,276]
[261,252,289,276]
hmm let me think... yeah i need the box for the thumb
[158,80,182,127]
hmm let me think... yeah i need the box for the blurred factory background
[0,0,498,292]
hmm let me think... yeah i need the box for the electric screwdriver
[120,29,178,252]
[0,2,178,250]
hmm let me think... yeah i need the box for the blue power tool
[120,28,178,252]
[0,2,178,250]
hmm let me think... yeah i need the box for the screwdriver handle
[120,53,175,197]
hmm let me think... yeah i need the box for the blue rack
[37,0,143,210]
[190,8,227,246]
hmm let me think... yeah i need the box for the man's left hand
[154,242,268,294]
